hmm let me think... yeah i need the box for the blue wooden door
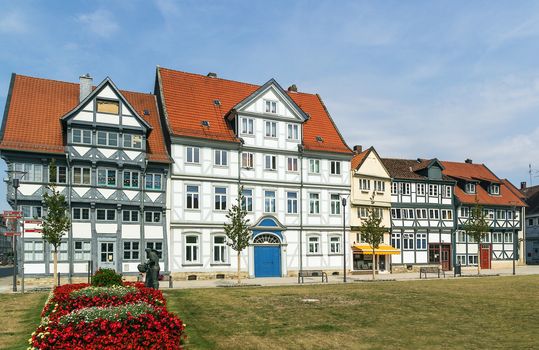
[254,246,281,277]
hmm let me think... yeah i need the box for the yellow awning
[352,243,400,255]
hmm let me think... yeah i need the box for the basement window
[96,99,119,114]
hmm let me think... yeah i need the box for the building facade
[522,183,539,264]
[442,160,526,269]
[0,74,170,277]
[155,67,353,279]
[381,158,455,272]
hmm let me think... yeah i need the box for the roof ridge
[15,73,79,86]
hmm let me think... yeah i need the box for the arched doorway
[253,233,281,277]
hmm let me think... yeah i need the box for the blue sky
[1,0,539,209]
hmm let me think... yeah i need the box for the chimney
[79,74,92,102]
[353,145,362,154]
[465,158,473,164]
[521,181,527,190]
[287,84,298,92]
[207,72,217,78]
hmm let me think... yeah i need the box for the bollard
[57,272,61,286]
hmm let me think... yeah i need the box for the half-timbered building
[381,158,455,272]
[0,74,170,278]
[522,182,539,264]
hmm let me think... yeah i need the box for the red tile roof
[157,67,352,154]
[0,74,170,163]
[502,179,526,200]
[351,149,370,170]
[441,161,526,207]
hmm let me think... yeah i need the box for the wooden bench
[298,270,328,283]
[419,266,445,279]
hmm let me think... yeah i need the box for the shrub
[91,268,123,287]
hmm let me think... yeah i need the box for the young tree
[463,201,489,275]
[224,186,251,284]
[359,196,386,280]
[42,160,71,286]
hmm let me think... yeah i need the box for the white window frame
[309,159,320,174]
[144,211,162,223]
[123,240,140,261]
[391,233,401,249]
[309,192,320,214]
[400,182,411,195]
[330,194,341,215]
[72,207,90,221]
[73,167,91,185]
[460,206,470,218]
[96,209,116,221]
[329,236,342,254]
[186,146,200,164]
[264,155,277,170]
[214,187,228,211]
[241,152,254,169]
[123,133,142,149]
[264,190,276,213]
[287,123,299,141]
[264,120,277,138]
[14,163,43,183]
[403,233,414,250]
[490,184,500,195]
[51,244,68,267]
[122,210,139,223]
[441,209,453,220]
[240,117,254,135]
[49,165,67,184]
[416,233,427,250]
[186,185,200,210]
[286,191,298,214]
[123,170,140,189]
[214,150,228,167]
[24,240,44,261]
[504,232,513,243]
[242,188,253,212]
[307,235,320,255]
[360,178,371,191]
[72,129,92,145]
[391,182,398,194]
[359,207,368,218]
[97,168,117,187]
[417,183,425,196]
[145,173,162,190]
[330,161,341,175]
[264,99,277,114]
[416,208,427,219]
[428,184,439,196]
[212,235,228,264]
[74,240,91,261]
[287,157,298,172]
[374,180,385,192]
[466,183,476,194]
[429,209,440,220]
[492,232,503,243]
[184,234,200,264]
[21,205,42,219]
[97,131,118,147]
[496,210,506,220]
[444,185,452,198]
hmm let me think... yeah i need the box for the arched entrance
[253,233,282,277]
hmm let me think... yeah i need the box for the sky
[1,0,539,209]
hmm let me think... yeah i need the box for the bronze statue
[142,248,160,289]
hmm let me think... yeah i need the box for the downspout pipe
[66,153,73,284]
[298,144,304,283]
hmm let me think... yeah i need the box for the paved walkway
[1,265,537,293]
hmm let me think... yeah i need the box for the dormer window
[96,99,119,114]
[489,184,500,195]
[465,183,476,194]
[264,100,277,114]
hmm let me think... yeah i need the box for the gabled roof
[351,149,370,170]
[502,179,525,200]
[156,67,352,154]
[381,158,452,181]
[440,161,526,207]
[0,74,170,163]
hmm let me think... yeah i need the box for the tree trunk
[53,247,58,287]
[477,242,481,275]
[237,250,241,284]
[372,249,376,280]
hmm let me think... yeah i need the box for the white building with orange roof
[155,68,353,279]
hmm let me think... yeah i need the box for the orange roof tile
[157,67,352,154]
[0,74,170,163]
[351,149,369,170]
[441,161,525,207]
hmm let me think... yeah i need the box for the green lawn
[164,276,539,349]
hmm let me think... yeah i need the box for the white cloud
[76,9,119,38]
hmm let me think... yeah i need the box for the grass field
[164,276,539,349]
[1,276,538,349]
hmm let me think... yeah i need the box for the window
[466,183,476,194]
[287,124,299,140]
[214,150,228,166]
[416,233,427,250]
[496,210,506,220]
[391,233,401,249]
[96,99,119,114]
[186,147,200,164]
[241,152,254,169]
[441,209,453,220]
[460,207,470,218]
[49,165,67,184]
[287,191,298,214]
[214,187,227,211]
[308,236,320,254]
[468,255,478,265]
[416,208,427,219]
[212,236,228,263]
[21,205,42,219]
[391,182,398,194]
[186,185,200,209]
[240,118,254,135]
[402,208,414,219]
[122,210,139,223]
[72,208,90,221]
[309,193,320,214]
[264,155,277,170]
[329,236,341,254]
[14,163,43,182]
[330,161,341,175]
[457,231,466,242]
[185,235,200,263]
[72,129,92,145]
[97,169,116,187]
[97,131,118,146]
[24,240,44,261]
[485,209,494,220]
[123,241,140,261]
[456,255,467,265]
[73,167,91,185]
[265,121,277,138]
[123,134,142,149]
[508,211,514,220]
[74,241,91,261]
[428,184,439,196]
[492,232,503,243]
[145,173,162,190]
[264,100,277,114]
[374,180,385,192]
[391,208,401,219]
[359,207,369,218]
[145,211,161,223]
[97,209,116,221]
[504,232,513,243]
[417,183,425,196]
[123,170,139,188]
[146,241,163,260]
[373,207,383,218]
[490,184,500,195]
[529,218,534,226]
[444,186,452,198]
[50,241,68,261]
[309,159,320,173]
[264,190,276,213]
[400,182,411,195]
[429,209,439,220]
[481,233,490,243]
[403,233,414,250]
[287,157,298,172]
[359,179,371,191]
[331,194,341,215]
[242,188,253,212]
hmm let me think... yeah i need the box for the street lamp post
[12,177,20,292]
[341,197,347,283]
